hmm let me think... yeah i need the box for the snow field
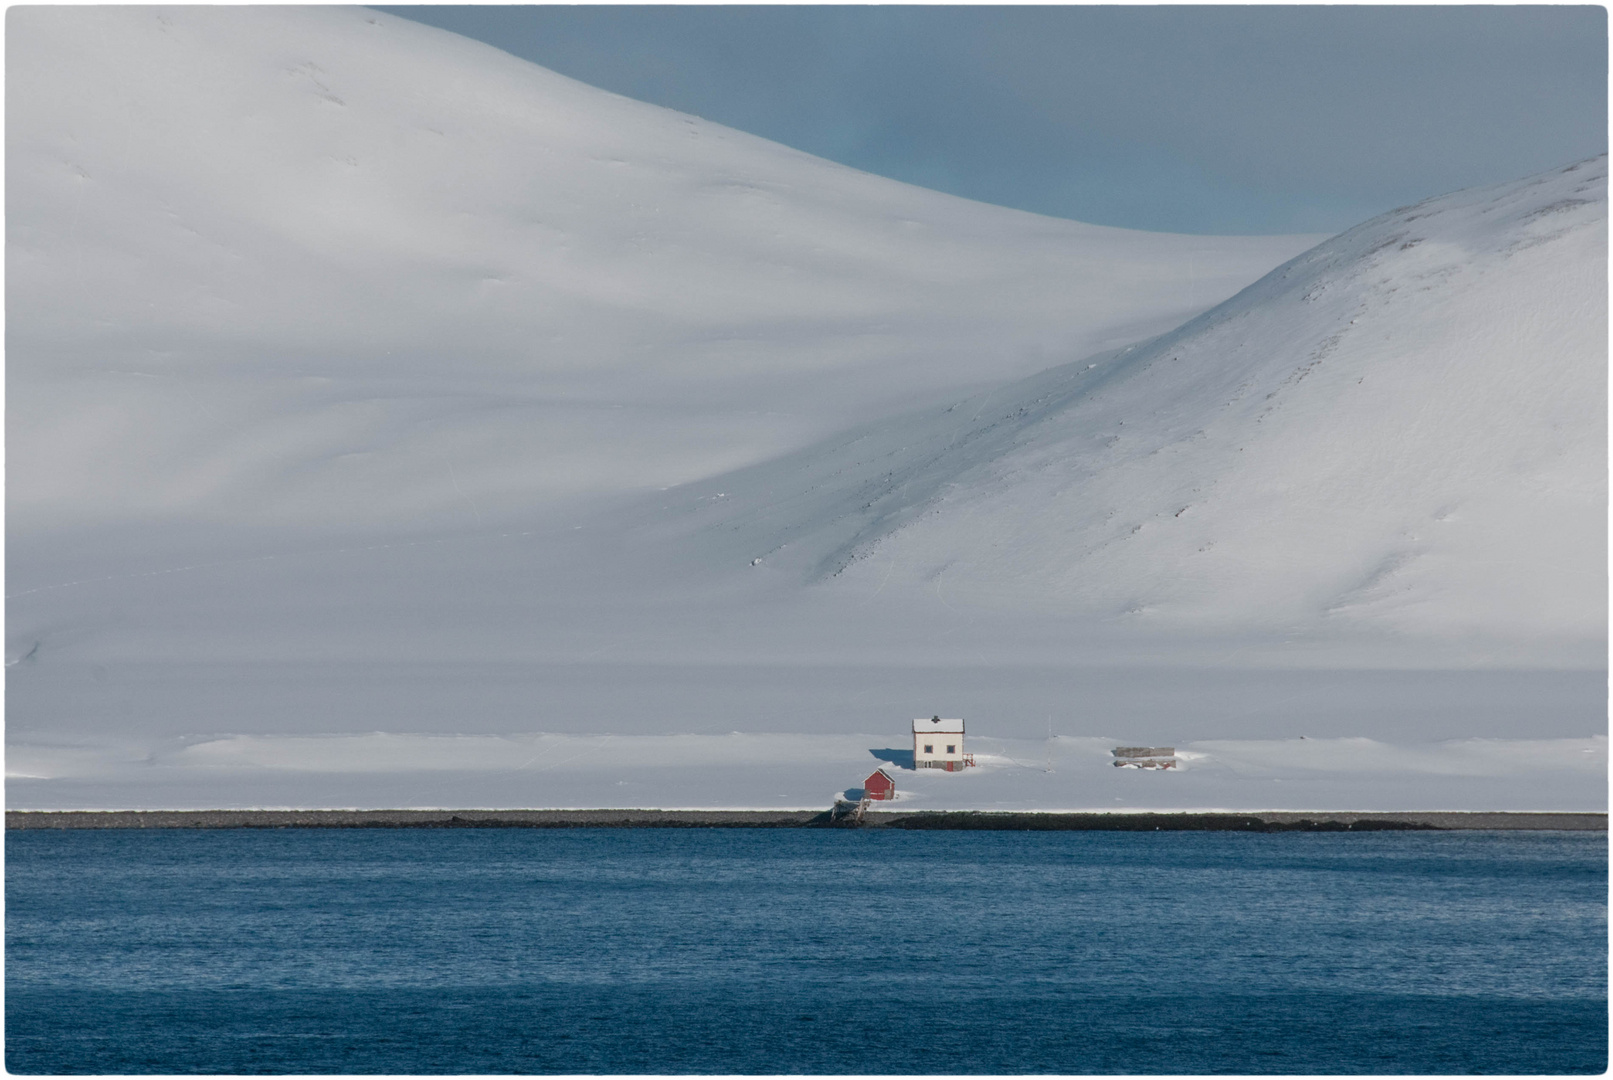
[5,7,1604,811]
[7,6,1315,545]
[657,158,1607,654]
[6,732,1603,813]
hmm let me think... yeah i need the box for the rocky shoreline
[7,809,1606,831]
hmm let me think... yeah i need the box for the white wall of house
[913,717,965,765]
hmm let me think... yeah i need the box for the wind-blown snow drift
[659,158,1607,654]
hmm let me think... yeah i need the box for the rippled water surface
[6,828,1606,1073]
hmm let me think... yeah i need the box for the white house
[913,716,967,770]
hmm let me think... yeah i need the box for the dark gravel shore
[7,809,1605,830]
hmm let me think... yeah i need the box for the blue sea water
[5,828,1606,1074]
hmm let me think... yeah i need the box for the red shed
[864,768,896,801]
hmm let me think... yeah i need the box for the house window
[923,744,933,754]
[947,745,956,754]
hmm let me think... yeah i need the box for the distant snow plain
[6,8,1606,812]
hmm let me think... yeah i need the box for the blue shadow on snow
[867,748,914,770]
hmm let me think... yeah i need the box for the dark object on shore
[824,798,871,826]
[7,809,1605,831]
[884,812,1434,832]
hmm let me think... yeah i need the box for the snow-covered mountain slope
[7,7,1603,811]
[7,5,1314,552]
[657,158,1607,650]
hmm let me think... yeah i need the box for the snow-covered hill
[7,5,1310,551]
[6,7,1603,811]
[656,158,1607,654]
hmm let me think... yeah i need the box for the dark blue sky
[382,5,1607,235]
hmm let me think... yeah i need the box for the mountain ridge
[7,5,1317,549]
[649,156,1606,649]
